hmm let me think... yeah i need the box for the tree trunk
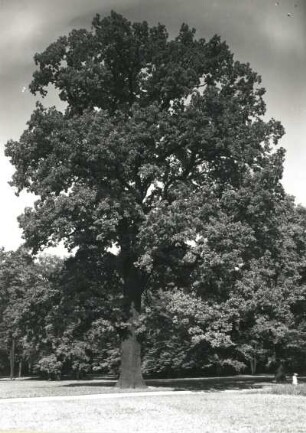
[28,359,33,375]
[250,356,257,375]
[9,338,15,380]
[116,259,146,389]
[275,362,287,383]
[117,302,146,388]
[18,359,23,378]
[115,227,147,389]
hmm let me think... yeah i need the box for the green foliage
[3,11,306,378]
[35,354,63,379]
[139,288,235,375]
[0,249,63,374]
[6,12,284,262]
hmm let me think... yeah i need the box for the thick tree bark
[275,362,287,383]
[9,338,15,380]
[117,259,146,389]
[117,302,146,388]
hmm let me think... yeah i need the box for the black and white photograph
[0,0,306,431]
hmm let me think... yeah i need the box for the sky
[0,0,305,253]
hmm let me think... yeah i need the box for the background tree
[6,11,293,387]
[32,251,123,379]
[223,196,306,374]
[137,193,306,377]
[0,249,62,377]
[0,248,34,378]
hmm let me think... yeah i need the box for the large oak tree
[6,12,286,387]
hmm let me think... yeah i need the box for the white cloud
[0,151,35,250]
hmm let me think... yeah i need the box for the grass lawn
[0,374,275,399]
[0,377,305,432]
[267,383,306,396]
[1,391,306,433]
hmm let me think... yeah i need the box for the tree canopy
[5,11,306,386]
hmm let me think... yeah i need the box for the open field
[268,383,306,396]
[1,390,306,433]
[0,376,306,432]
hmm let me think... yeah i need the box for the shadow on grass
[63,380,116,388]
[146,376,275,392]
[63,375,275,392]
